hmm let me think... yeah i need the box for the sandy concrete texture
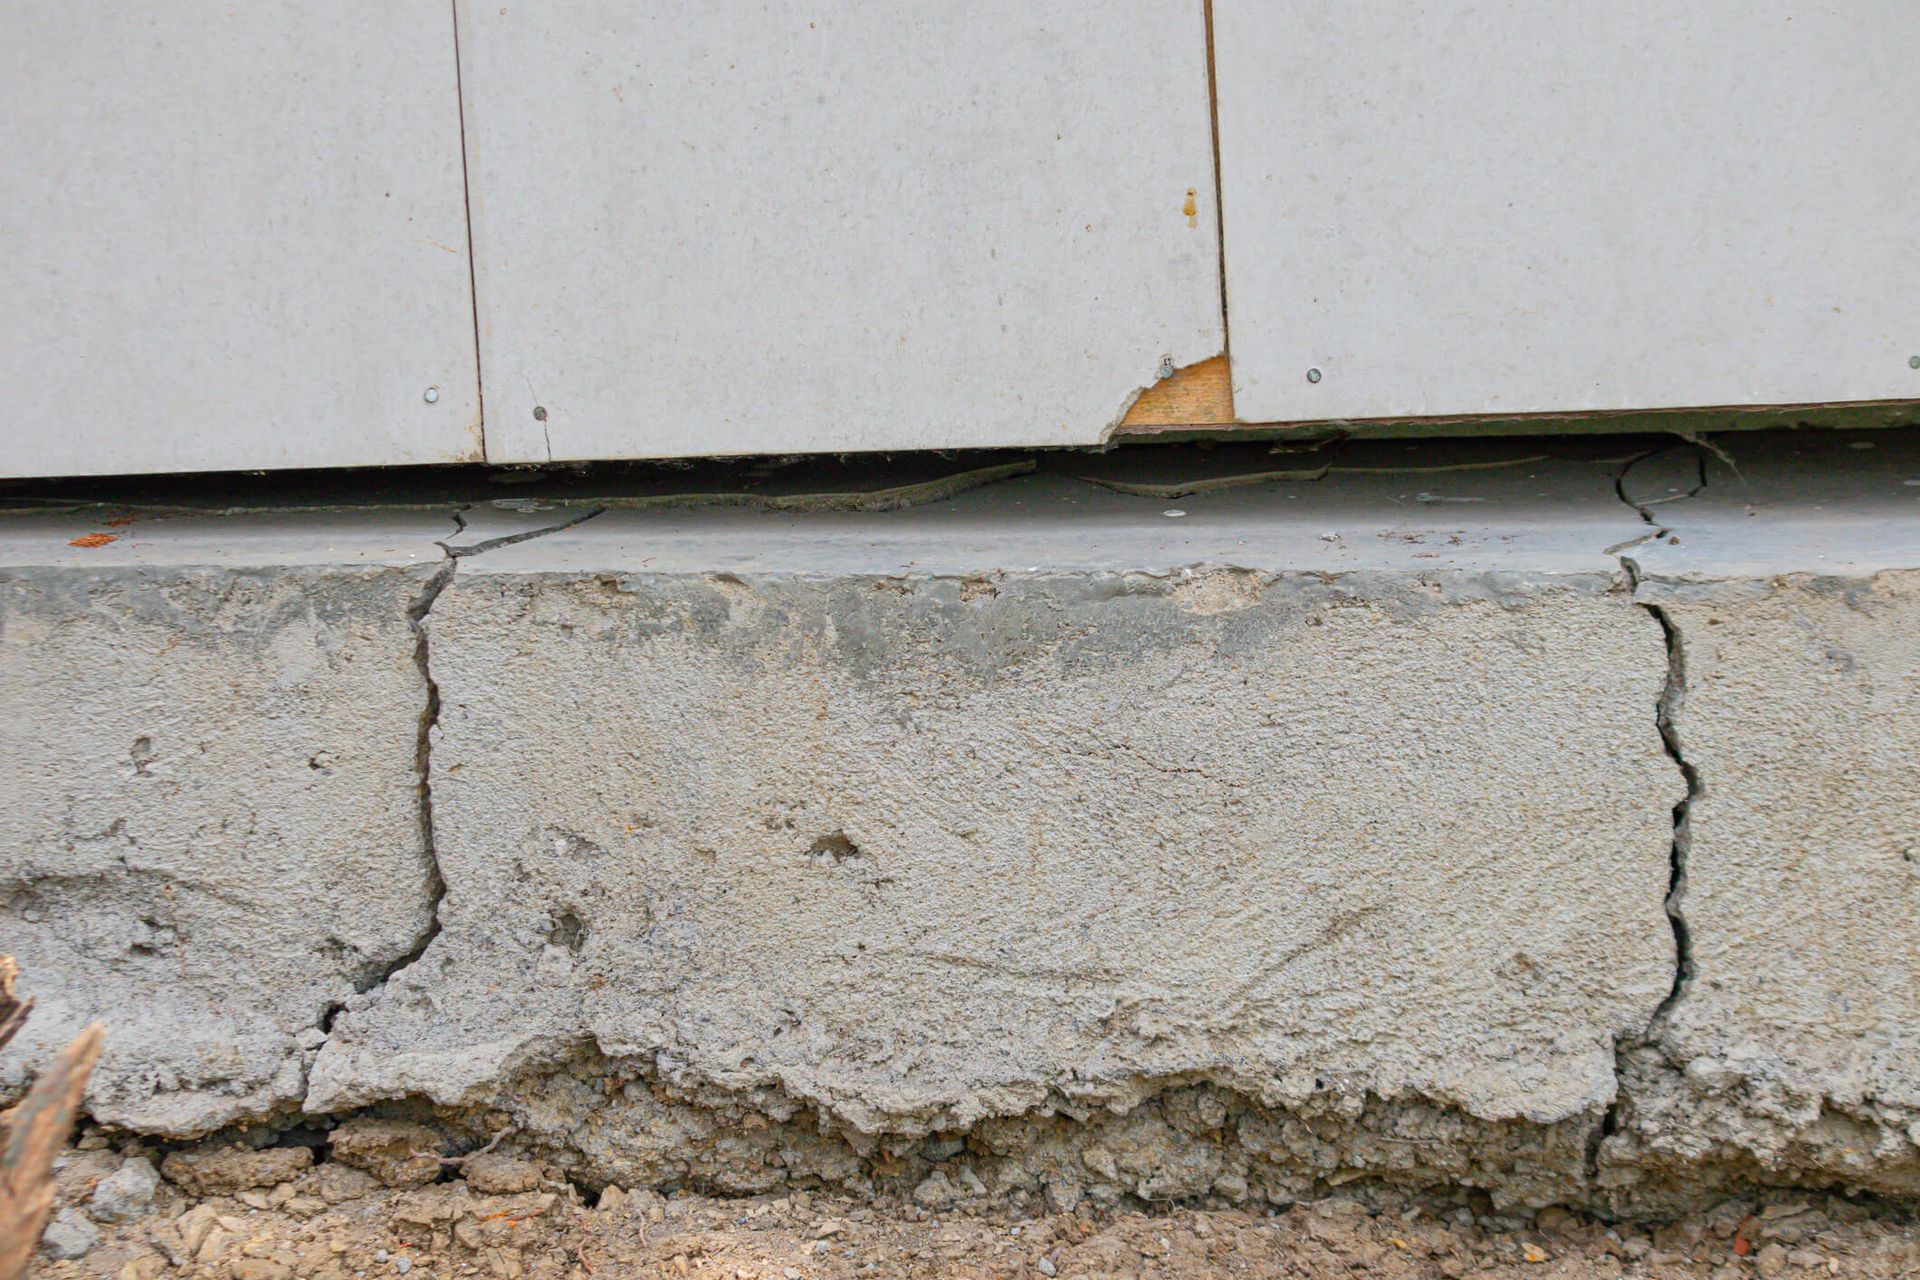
[0,513,455,1132]
[309,457,1682,1205]
[1599,432,1920,1204]
[10,434,1920,1211]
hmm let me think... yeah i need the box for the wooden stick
[0,959,31,1054]
[0,955,105,1280]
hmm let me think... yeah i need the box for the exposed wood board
[1213,1,1920,424]
[1119,355,1234,428]
[1,3,481,478]
[461,1,1224,463]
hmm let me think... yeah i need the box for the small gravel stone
[329,1118,445,1188]
[90,1155,161,1223]
[316,1162,382,1204]
[921,1135,965,1161]
[462,1153,542,1195]
[162,1145,314,1196]
[913,1171,957,1209]
[42,1208,101,1260]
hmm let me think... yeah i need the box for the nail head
[422,386,440,403]
[1305,368,1322,384]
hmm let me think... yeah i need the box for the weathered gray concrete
[0,512,454,1132]
[308,456,1681,1206]
[8,436,1920,1212]
[1599,433,1920,1205]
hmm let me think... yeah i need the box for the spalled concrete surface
[308,455,1681,1205]
[9,435,1920,1211]
[0,513,454,1132]
[1599,433,1920,1204]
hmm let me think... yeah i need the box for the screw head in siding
[1909,355,1919,369]
[1158,355,1176,381]
[423,386,440,403]
[1305,367,1322,384]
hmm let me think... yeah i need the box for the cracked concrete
[1596,441,1709,1093]
[0,512,452,1132]
[1632,587,1697,1032]
[1596,432,1920,1207]
[0,505,599,1134]
[7,436,1920,1212]
[307,453,1682,1208]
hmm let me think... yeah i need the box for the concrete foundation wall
[0,519,451,1131]
[1597,444,1920,1205]
[5,434,1918,1213]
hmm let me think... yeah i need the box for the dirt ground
[39,1129,1920,1280]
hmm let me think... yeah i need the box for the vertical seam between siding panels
[450,0,487,459]
[1203,0,1233,411]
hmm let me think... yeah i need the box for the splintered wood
[0,956,105,1280]
[1118,354,1234,430]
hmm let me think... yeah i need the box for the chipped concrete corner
[6,433,1920,1214]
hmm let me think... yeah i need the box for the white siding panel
[1,3,481,477]
[1214,1,1920,423]
[461,1,1224,462]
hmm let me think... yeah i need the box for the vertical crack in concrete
[338,507,607,1010]
[1631,569,1698,1025]
[384,550,459,987]
[1610,441,1706,1026]
[1589,445,1709,1182]
[1610,441,1705,1023]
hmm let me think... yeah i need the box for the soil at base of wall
[39,1129,1920,1280]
